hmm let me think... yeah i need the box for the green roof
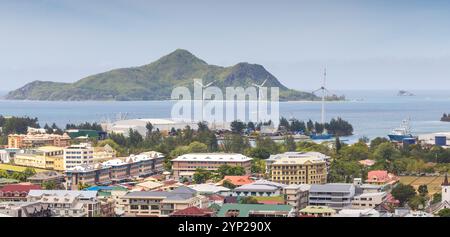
[254,196,285,202]
[208,203,222,212]
[0,164,47,173]
[217,204,293,217]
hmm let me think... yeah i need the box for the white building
[231,180,287,197]
[309,183,356,210]
[352,192,387,209]
[429,173,450,214]
[0,150,10,163]
[63,143,94,170]
[102,118,201,136]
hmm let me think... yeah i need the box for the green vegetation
[438,208,450,217]
[0,167,37,182]
[278,117,353,136]
[239,196,259,204]
[391,183,416,206]
[6,49,325,101]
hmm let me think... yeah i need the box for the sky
[1,0,450,92]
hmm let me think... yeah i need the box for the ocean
[1,90,450,142]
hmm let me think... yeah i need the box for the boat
[310,133,333,140]
[388,119,413,142]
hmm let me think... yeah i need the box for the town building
[0,202,52,217]
[232,180,286,197]
[351,192,387,209]
[65,152,165,189]
[0,184,42,202]
[269,157,327,185]
[299,206,336,217]
[92,145,116,163]
[365,170,399,186]
[14,146,64,171]
[217,204,295,217]
[283,184,310,212]
[27,171,65,187]
[121,186,208,217]
[171,153,252,180]
[429,173,450,214]
[27,190,100,217]
[266,152,331,175]
[102,118,200,137]
[8,133,71,149]
[169,206,215,217]
[63,143,94,170]
[188,184,230,195]
[309,183,356,210]
[334,208,380,217]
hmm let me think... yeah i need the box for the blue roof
[85,186,114,191]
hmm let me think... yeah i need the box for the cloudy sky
[1,0,450,91]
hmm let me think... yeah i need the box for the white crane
[312,68,331,124]
[194,79,216,122]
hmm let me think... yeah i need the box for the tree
[418,185,428,197]
[370,137,390,152]
[222,179,236,189]
[431,192,442,205]
[247,122,256,132]
[438,208,450,217]
[230,120,246,134]
[197,121,209,132]
[278,117,290,132]
[239,196,259,204]
[335,136,342,154]
[42,180,57,190]
[408,195,426,210]
[193,168,212,184]
[283,136,296,152]
[188,141,208,153]
[217,165,245,178]
[373,142,400,162]
[391,183,416,206]
[145,122,154,138]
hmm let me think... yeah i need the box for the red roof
[0,184,41,193]
[170,206,214,217]
[222,176,254,186]
[208,194,225,201]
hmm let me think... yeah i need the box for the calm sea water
[1,90,450,142]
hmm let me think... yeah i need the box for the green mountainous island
[6,49,341,101]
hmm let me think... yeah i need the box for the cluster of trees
[0,167,36,182]
[441,113,450,122]
[278,117,353,136]
[65,122,103,131]
[192,165,246,184]
[391,183,429,210]
[0,116,40,144]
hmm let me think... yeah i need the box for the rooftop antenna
[312,68,331,124]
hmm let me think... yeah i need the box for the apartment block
[269,157,327,185]
[171,153,252,180]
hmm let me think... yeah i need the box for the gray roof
[234,180,286,192]
[124,188,196,201]
[310,183,355,193]
[28,190,98,199]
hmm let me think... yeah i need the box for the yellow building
[14,146,64,171]
[270,157,327,185]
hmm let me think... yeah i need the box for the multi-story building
[0,202,52,217]
[308,183,356,210]
[299,206,336,217]
[14,146,64,171]
[269,157,327,185]
[121,186,208,217]
[27,171,65,187]
[266,152,331,176]
[283,184,310,212]
[27,190,100,217]
[8,133,71,149]
[365,170,399,186]
[351,192,387,209]
[65,152,165,189]
[0,184,42,202]
[63,143,95,170]
[171,153,252,180]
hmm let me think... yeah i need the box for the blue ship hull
[310,134,333,140]
[388,134,413,142]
